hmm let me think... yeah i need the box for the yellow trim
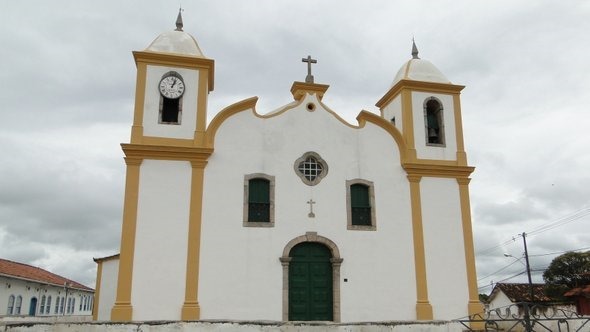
[403,163,474,179]
[205,97,259,148]
[407,175,433,320]
[121,144,213,162]
[205,95,412,166]
[290,81,330,101]
[453,94,468,165]
[457,178,485,329]
[181,160,208,320]
[139,137,196,147]
[356,111,408,164]
[130,62,147,143]
[133,51,214,91]
[194,66,210,145]
[92,260,103,321]
[111,157,142,321]
[401,89,417,161]
[376,79,464,109]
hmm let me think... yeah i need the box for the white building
[0,258,94,321]
[95,11,482,323]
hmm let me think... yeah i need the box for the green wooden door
[289,242,333,321]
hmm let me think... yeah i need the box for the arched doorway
[29,297,37,316]
[289,242,333,321]
[280,232,343,322]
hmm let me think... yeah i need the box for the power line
[476,206,590,256]
[478,258,523,282]
[478,271,527,291]
[529,246,590,257]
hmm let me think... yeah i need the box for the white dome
[146,30,204,57]
[392,58,450,85]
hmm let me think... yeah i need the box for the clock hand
[171,79,177,88]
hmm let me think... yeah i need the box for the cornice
[133,51,215,91]
[376,79,465,109]
[121,143,213,162]
[403,162,474,179]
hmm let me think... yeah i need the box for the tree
[543,251,590,299]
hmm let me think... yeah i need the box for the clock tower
[111,10,214,321]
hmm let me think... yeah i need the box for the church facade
[94,13,482,323]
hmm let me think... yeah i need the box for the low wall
[1,320,469,332]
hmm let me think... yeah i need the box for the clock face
[159,75,185,99]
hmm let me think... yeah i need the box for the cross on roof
[302,55,317,83]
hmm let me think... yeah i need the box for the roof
[145,10,204,57]
[392,58,450,85]
[146,30,204,57]
[391,41,450,85]
[93,253,120,263]
[489,283,554,303]
[565,285,590,297]
[0,258,93,292]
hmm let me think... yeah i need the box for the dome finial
[412,38,420,59]
[175,7,184,31]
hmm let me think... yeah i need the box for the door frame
[280,232,343,322]
[29,297,38,316]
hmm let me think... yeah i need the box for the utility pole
[522,232,534,332]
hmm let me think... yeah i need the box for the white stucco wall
[199,93,417,322]
[131,160,192,320]
[142,65,199,139]
[96,258,119,321]
[411,92,457,161]
[381,94,403,133]
[420,178,469,320]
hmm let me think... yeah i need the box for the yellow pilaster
[457,178,485,329]
[181,159,208,320]
[401,89,418,162]
[111,157,142,321]
[407,174,433,320]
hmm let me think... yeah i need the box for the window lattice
[298,156,323,182]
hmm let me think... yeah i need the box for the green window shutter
[248,178,270,222]
[351,184,371,226]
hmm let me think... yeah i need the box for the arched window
[7,295,15,315]
[243,174,275,227]
[59,296,65,314]
[424,97,445,145]
[71,298,75,314]
[15,295,22,314]
[79,296,83,311]
[346,179,376,230]
[40,295,46,314]
[54,296,60,314]
[46,296,52,315]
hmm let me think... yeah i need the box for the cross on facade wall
[307,199,316,218]
[302,55,317,83]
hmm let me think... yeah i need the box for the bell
[428,127,438,139]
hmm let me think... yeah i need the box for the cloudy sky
[1,0,589,301]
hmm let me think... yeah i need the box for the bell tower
[376,40,466,165]
[111,10,214,321]
[375,41,483,325]
[129,10,214,146]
